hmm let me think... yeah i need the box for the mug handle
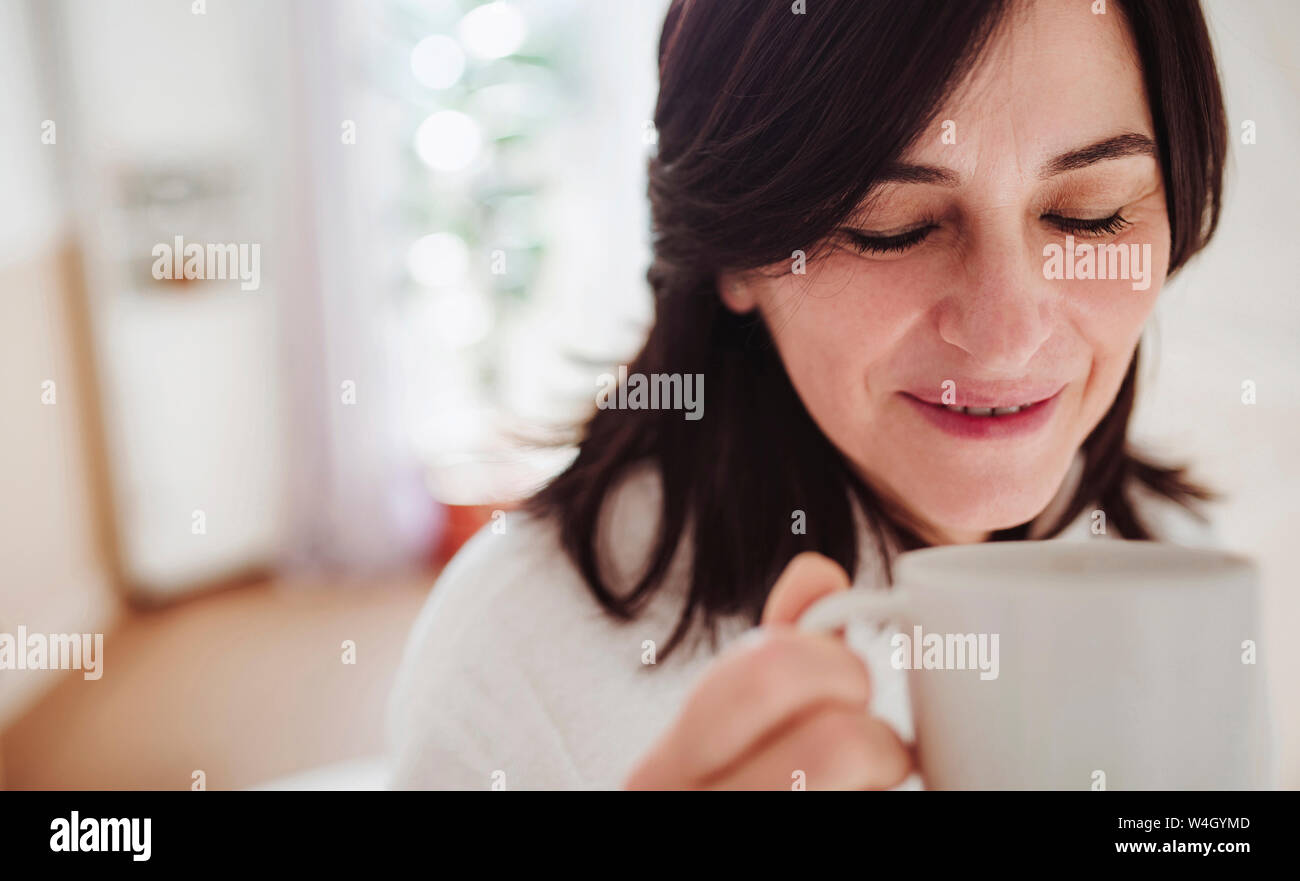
[796,587,908,634]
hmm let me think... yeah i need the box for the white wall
[0,0,115,728]
[0,0,65,265]
[1133,0,1300,785]
[47,0,287,595]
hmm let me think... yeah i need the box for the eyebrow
[1039,132,1156,177]
[875,132,1158,188]
[875,161,959,187]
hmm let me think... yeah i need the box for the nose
[935,235,1051,373]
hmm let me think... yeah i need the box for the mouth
[930,401,1039,417]
[900,386,1065,440]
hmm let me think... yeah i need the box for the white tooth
[966,406,993,416]
[993,406,1021,415]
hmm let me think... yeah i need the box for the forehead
[909,0,1153,169]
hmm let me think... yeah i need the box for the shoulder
[384,463,700,788]
[402,462,680,647]
[405,509,587,648]
[383,511,612,789]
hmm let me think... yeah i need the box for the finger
[627,628,871,787]
[700,708,915,791]
[761,551,853,627]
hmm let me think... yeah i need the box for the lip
[904,382,1066,408]
[900,385,1064,440]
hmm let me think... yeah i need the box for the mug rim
[893,539,1255,591]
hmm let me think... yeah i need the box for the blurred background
[0,0,1296,790]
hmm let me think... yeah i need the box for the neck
[914,520,990,547]
[869,488,991,547]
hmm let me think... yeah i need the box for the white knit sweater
[385,457,1218,790]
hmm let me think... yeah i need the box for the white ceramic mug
[797,541,1275,790]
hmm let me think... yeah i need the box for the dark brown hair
[528,0,1226,662]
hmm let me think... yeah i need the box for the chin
[888,461,1069,540]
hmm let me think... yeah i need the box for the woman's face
[723,0,1170,543]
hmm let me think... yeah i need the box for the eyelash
[842,211,1132,255]
[1042,211,1132,237]
[842,223,937,255]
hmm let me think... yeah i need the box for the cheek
[758,256,929,404]
[1071,280,1157,355]
[1066,238,1168,381]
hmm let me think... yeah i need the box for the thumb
[760,551,852,628]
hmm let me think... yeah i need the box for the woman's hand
[623,552,913,790]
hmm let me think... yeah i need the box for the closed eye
[841,223,938,256]
[838,210,1129,255]
[1043,211,1131,237]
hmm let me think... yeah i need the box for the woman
[387,0,1226,790]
